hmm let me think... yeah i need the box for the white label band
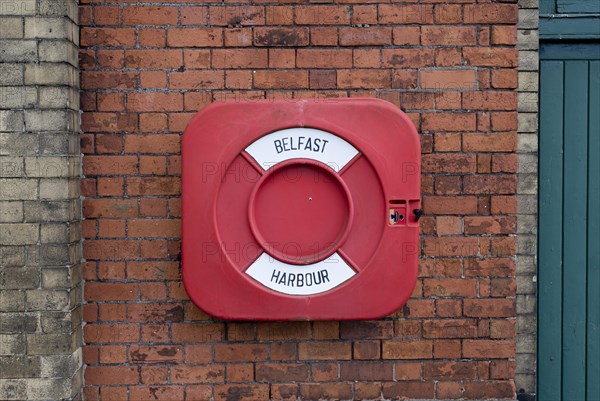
[245,252,356,295]
[245,128,359,172]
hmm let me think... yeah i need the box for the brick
[383,382,435,400]
[81,72,136,90]
[128,219,180,238]
[423,361,477,380]
[254,27,309,47]
[138,28,166,47]
[308,27,336,46]
[181,6,208,25]
[130,386,184,401]
[340,362,393,381]
[339,27,391,46]
[463,175,516,194]
[491,196,517,214]
[463,133,517,152]
[83,155,138,176]
[423,237,479,257]
[464,299,515,318]
[138,199,168,217]
[171,323,224,343]
[392,26,420,46]
[83,199,137,219]
[97,93,125,112]
[353,49,380,69]
[391,69,417,89]
[340,321,393,339]
[298,342,351,360]
[493,25,517,45]
[270,343,297,361]
[421,69,476,90]
[433,4,461,24]
[491,111,518,130]
[83,239,140,260]
[210,6,264,26]
[353,5,377,24]
[354,382,381,400]
[85,283,137,301]
[299,383,352,400]
[422,26,476,46]
[353,341,380,360]
[253,70,308,89]
[95,49,123,69]
[93,6,119,25]
[383,49,434,68]
[124,49,182,69]
[267,49,294,69]
[464,47,518,67]
[127,303,185,322]
[139,113,168,132]
[379,5,433,24]
[424,278,477,297]
[171,364,225,384]
[213,49,268,68]
[297,49,352,68]
[382,341,433,359]
[82,113,136,133]
[422,113,476,132]
[464,4,517,24]
[390,363,419,381]
[214,384,269,401]
[123,6,178,25]
[463,91,517,111]
[464,381,516,399]
[256,364,309,382]
[423,319,478,339]
[465,258,515,277]
[85,366,138,385]
[127,93,183,112]
[167,28,222,47]
[80,28,135,47]
[337,69,390,89]
[84,323,140,344]
[423,154,476,174]
[465,216,516,234]
[214,344,268,362]
[295,6,349,25]
[256,322,310,341]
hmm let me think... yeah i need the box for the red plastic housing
[182,98,421,320]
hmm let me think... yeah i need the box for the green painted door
[538,43,600,401]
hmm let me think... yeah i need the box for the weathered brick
[0,111,24,133]
[0,40,37,62]
[254,27,309,46]
[0,356,40,378]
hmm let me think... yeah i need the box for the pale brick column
[0,0,82,400]
[516,0,539,397]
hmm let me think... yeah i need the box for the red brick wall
[79,1,518,400]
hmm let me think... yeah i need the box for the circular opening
[248,159,353,265]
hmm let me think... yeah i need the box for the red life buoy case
[182,99,420,320]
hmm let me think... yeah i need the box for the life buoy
[182,98,421,320]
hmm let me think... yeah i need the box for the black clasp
[413,209,424,221]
